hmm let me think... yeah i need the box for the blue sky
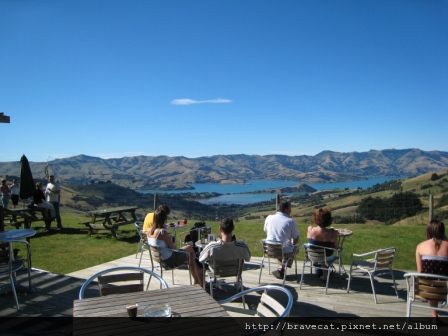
[1,0,447,163]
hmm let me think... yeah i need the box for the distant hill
[0,149,447,190]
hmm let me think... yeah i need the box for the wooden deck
[1,250,438,320]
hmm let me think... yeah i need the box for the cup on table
[126,303,138,318]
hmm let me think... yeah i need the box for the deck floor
[2,251,440,320]
[1,251,445,321]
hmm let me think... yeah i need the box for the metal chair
[78,266,168,299]
[218,285,293,325]
[134,222,148,265]
[146,243,192,286]
[258,240,298,286]
[299,243,339,294]
[0,239,31,310]
[203,258,245,302]
[347,247,399,303]
[404,272,448,318]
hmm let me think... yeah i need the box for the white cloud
[171,98,232,105]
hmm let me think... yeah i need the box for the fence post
[276,194,280,211]
[154,193,158,211]
[429,194,434,221]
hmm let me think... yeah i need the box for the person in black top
[34,182,56,227]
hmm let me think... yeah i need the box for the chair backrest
[134,221,147,242]
[261,240,284,259]
[208,258,243,278]
[78,266,168,299]
[303,243,336,264]
[217,285,293,319]
[373,247,396,271]
[148,245,162,264]
[405,273,448,302]
[98,272,144,296]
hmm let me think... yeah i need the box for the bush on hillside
[356,192,423,224]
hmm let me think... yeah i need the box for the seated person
[199,218,251,286]
[34,182,56,219]
[199,218,251,263]
[147,208,203,287]
[307,208,339,281]
[143,204,170,231]
[264,201,299,279]
[415,220,448,323]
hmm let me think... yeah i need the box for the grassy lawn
[15,212,426,275]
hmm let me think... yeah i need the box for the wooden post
[154,193,158,211]
[276,194,280,211]
[429,194,434,222]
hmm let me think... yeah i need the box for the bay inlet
[140,177,403,205]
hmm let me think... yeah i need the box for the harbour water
[140,176,403,205]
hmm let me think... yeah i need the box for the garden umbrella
[19,155,35,200]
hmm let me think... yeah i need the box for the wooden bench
[3,208,52,229]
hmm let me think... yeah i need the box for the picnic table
[80,206,138,239]
[3,207,53,229]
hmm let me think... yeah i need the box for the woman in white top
[147,208,203,287]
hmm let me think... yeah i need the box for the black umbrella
[20,155,35,200]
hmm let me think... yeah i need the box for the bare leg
[182,245,203,287]
[429,300,438,319]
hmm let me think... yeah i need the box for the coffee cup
[126,303,138,318]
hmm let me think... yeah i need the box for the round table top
[0,229,37,241]
[336,228,353,237]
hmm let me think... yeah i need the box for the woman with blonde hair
[147,208,203,287]
[415,220,448,321]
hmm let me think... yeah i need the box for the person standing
[1,179,11,209]
[45,175,63,230]
[264,201,300,279]
[34,182,56,228]
[10,179,20,208]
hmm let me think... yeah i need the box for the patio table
[73,285,245,335]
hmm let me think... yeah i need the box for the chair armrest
[351,250,377,258]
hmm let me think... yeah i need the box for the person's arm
[306,226,312,239]
[159,230,176,249]
[332,230,339,249]
[416,244,422,273]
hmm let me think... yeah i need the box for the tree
[356,192,423,223]
[430,173,439,181]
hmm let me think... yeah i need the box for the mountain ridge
[0,148,447,190]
